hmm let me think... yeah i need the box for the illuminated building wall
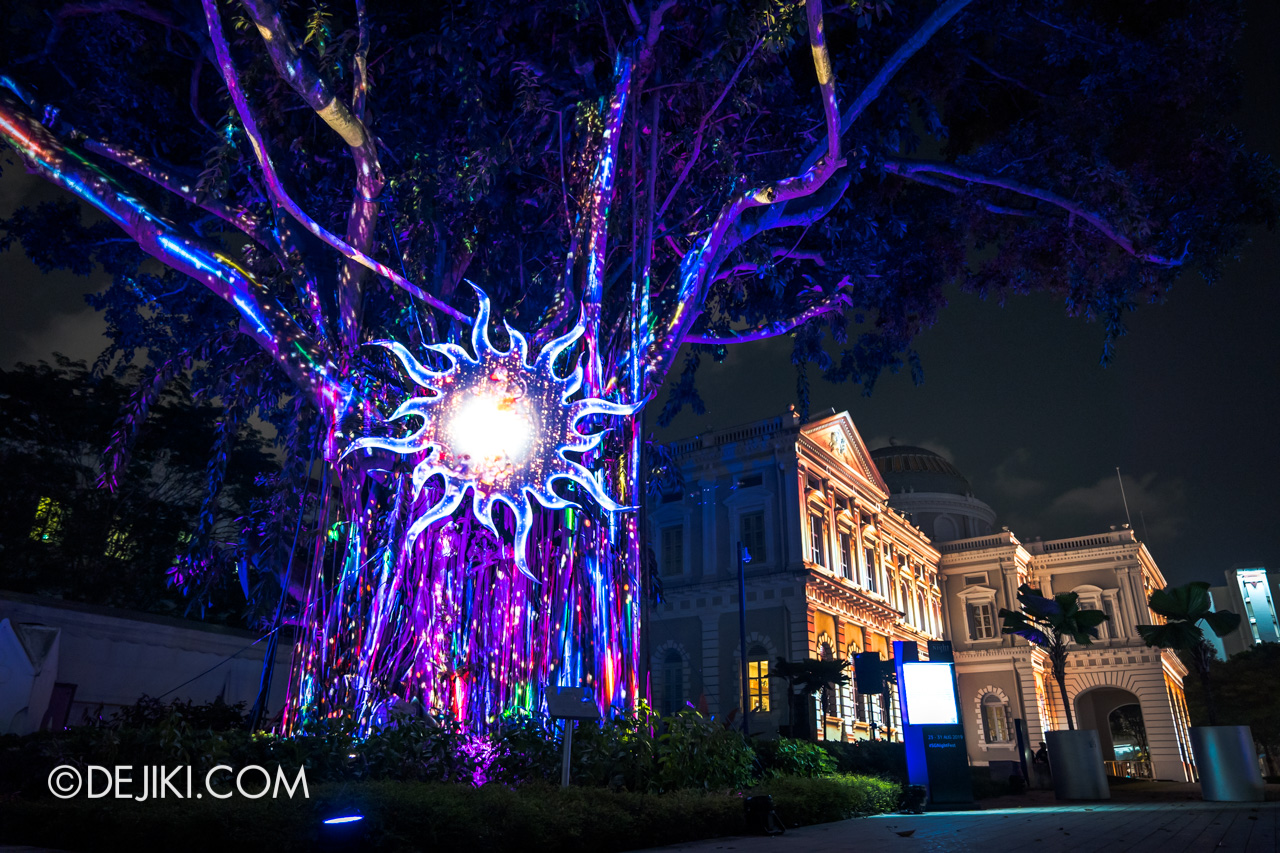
[1209,565,1280,657]
[647,410,944,742]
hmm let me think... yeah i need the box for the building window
[747,649,771,712]
[736,474,763,489]
[741,511,765,563]
[864,546,877,592]
[917,592,927,633]
[968,602,997,640]
[982,693,1012,743]
[839,534,853,580]
[104,521,137,560]
[661,650,684,715]
[29,496,66,545]
[819,639,838,717]
[809,513,826,567]
[661,525,684,577]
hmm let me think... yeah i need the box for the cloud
[864,434,955,462]
[1041,472,1188,546]
[989,447,1049,501]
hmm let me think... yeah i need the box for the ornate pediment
[799,412,890,498]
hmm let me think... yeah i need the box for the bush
[761,774,900,826]
[819,739,907,783]
[754,737,836,778]
[0,776,901,853]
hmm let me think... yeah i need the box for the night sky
[2,2,1277,589]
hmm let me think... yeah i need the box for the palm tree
[999,584,1109,730]
[770,657,850,741]
[1135,582,1240,725]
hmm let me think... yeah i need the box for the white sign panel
[901,662,959,725]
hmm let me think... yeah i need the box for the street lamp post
[738,540,752,736]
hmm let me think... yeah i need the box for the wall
[0,592,291,733]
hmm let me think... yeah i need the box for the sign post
[547,685,601,788]
[894,640,973,807]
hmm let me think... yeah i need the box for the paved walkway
[646,801,1280,852]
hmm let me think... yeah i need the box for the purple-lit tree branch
[0,91,336,404]
[239,0,386,351]
[685,278,853,345]
[201,0,470,328]
[881,158,1189,266]
[645,0,842,386]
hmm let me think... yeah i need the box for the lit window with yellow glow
[105,522,137,560]
[29,496,65,545]
[748,656,771,712]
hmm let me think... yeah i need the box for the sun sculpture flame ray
[344,285,642,579]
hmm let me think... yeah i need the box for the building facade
[647,410,943,741]
[649,411,1196,781]
[928,529,1195,781]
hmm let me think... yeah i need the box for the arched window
[747,645,771,712]
[917,592,927,633]
[981,693,1012,743]
[818,639,838,717]
[661,649,684,715]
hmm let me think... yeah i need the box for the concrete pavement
[645,801,1280,852]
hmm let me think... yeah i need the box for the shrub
[0,776,901,853]
[757,774,901,826]
[653,709,754,792]
[820,738,908,783]
[754,737,836,778]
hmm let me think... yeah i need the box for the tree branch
[82,139,285,257]
[0,90,337,405]
[656,38,761,222]
[882,158,1189,266]
[645,0,842,388]
[200,0,471,327]
[718,0,976,261]
[239,0,385,351]
[685,278,853,345]
[582,51,633,393]
[0,76,278,256]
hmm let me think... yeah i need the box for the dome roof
[869,445,972,497]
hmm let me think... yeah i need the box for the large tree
[0,0,1274,729]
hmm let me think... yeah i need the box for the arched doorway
[1075,687,1152,778]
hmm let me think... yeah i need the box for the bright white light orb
[344,284,643,579]
[449,393,532,463]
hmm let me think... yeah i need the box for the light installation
[344,286,642,580]
[0,0,941,733]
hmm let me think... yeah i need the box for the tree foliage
[1135,580,1240,725]
[0,0,1275,718]
[1183,642,1280,746]
[0,357,279,625]
[998,583,1108,730]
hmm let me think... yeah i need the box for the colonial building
[647,410,944,740]
[649,411,1197,782]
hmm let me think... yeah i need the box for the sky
[1,2,1277,589]
[651,0,1280,587]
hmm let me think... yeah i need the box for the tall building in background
[1208,565,1280,657]
[648,409,1195,781]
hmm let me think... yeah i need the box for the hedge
[0,775,900,853]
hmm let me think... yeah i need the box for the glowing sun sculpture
[345,285,642,579]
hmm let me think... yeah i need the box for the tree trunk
[1054,649,1076,731]
[1199,667,1217,727]
[281,418,644,732]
